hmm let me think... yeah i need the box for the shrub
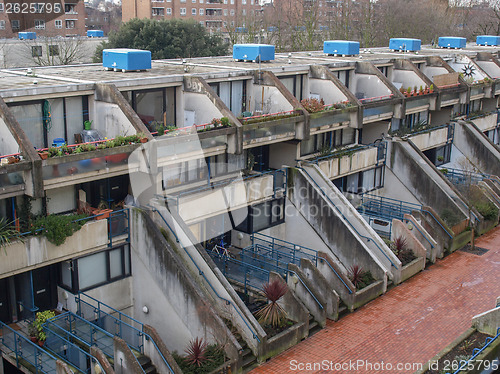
[255,279,288,327]
[185,337,209,367]
[440,208,461,227]
[173,343,224,374]
[301,98,325,113]
[348,265,375,290]
[475,201,499,221]
[31,213,88,246]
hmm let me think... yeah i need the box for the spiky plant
[0,218,21,254]
[348,265,364,288]
[391,236,407,256]
[255,279,288,327]
[184,337,209,367]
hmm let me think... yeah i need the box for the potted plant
[399,86,406,95]
[419,86,424,95]
[429,84,434,93]
[34,310,56,346]
[424,85,429,94]
[28,322,38,343]
[406,87,412,97]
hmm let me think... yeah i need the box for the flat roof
[0,43,499,95]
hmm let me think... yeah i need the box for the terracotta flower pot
[39,152,48,160]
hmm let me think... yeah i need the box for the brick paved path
[250,227,500,374]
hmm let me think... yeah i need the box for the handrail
[402,218,434,249]
[403,123,451,138]
[0,321,60,373]
[298,166,399,269]
[149,206,261,343]
[43,322,104,374]
[76,293,175,374]
[361,193,423,209]
[420,209,454,239]
[448,327,500,374]
[251,242,317,266]
[318,257,354,294]
[252,232,317,255]
[239,109,301,124]
[220,254,324,310]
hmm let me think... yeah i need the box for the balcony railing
[0,153,29,195]
[363,104,393,119]
[358,94,394,104]
[240,110,302,145]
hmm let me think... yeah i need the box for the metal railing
[359,193,453,239]
[447,327,500,374]
[0,321,59,373]
[238,109,301,125]
[75,292,176,374]
[305,142,387,166]
[298,166,399,269]
[318,257,353,294]
[150,206,262,343]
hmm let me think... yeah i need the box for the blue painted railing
[447,327,500,374]
[298,166,399,269]
[0,321,60,373]
[318,257,354,294]
[75,292,176,374]
[150,206,262,343]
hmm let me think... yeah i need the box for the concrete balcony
[0,158,30,198]
[1,220,108,278]
[362,101,394,123]
[163,170,286,225]
[309,106,356,134]
[312,144,386,179]
[468,111,499,132]
[407,125,452,151]
[241,111,303,147]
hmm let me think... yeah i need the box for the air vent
[323,40,359,56]
[102,49,152,72]
[438,37,466,49]
[233,44,275,62]
[389,38,421,52]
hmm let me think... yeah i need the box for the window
[300,128,355,156]
[152,7,164,15]
[192,0,196,3]
[55,19,62,28]
[65,19,75,28]
[0,20,4,30]
[59,245,131,292]
[49,45,59,56]
[166,7,172,14]
[199,8,204,14]
[31,46,42,57]
[223,8,227,15]
[11,20,20,30]
[223,0,227,3]
[192,7,196,14]
[0,3,4,12]
[230,0,234,4]
[242,9,246,15]
[199,0,203,3]
[34,19,45,29]
[153,0,165,2]
[230,9,234,15]
[180,7,186,14]
[333,166,385,194]
[64,3,77,13]
[242,0,246,4]
[234,198,285,233]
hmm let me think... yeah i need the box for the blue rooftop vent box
[324,40,359,56]
[476,35,500,46]
[102,49,151,72]
[389,38,421,52]
[19,32,36,40]
[233,44,275,62]
[438,37,466,49]
[87,30,104,37]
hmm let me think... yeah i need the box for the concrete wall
[421,66,450,79]
[429,108,451,126]
[352,75,392,98]
[93,101,137,139]
[403,213,439,262]
[308,79,347,104]
[288,168,387,281]
[472,113,498,132]
[317,147,378,179]
[391,219,426,281]
[361,121,390,144]
[454,121,500,176]
[130,209,240,358]
[0,219,108,278]
[472,306,500,336]
[253,86,293,114]
[46,185,76,214]
[369,167,420,204]
[388,140,467,222]
[392,70,426,89]
[184,92,223,126]
[0,115,20,155]
[409,127,449,151]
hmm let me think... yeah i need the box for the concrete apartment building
[0,39,500,373]
[122,0,261,31]
[0,0,86,38]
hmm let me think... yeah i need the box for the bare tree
[22,37,86,66]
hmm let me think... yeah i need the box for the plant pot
[95,209,112,220]
[140,137,148,143]
[39,152,48,160]
[38,340,45,347]
[30,336,38,343]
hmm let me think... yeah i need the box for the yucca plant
[391,236,407,256]
[0,218,21,254]
[185,337,209,367]
[255,279,288,327]
[348,265,364,288]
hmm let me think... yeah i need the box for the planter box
[400,257,425,283]
[262,322,307,361]
[350,280,385,310]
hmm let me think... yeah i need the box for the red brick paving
[250,227,500,374]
